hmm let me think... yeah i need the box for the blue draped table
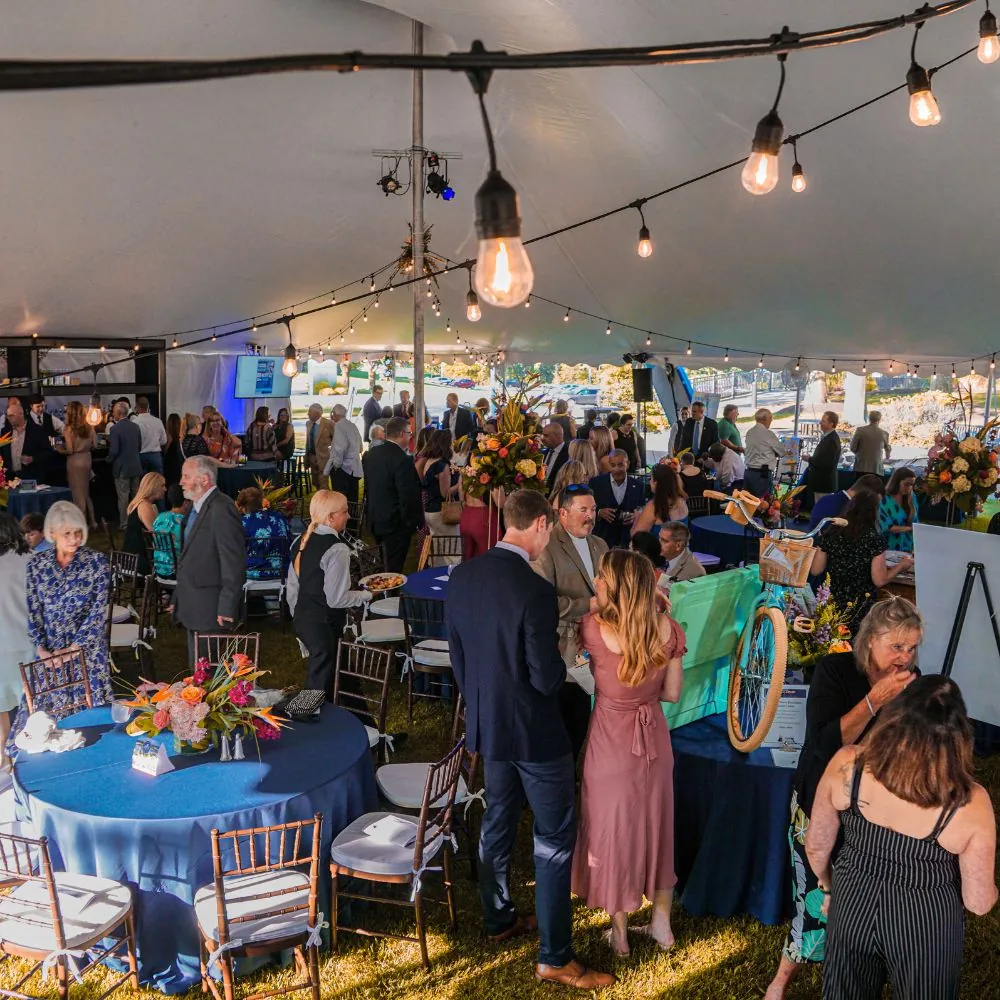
[671,712,793,926]
[401,566,452,602]
[689,514,752,569]
[13,704,378,994]
[217,462,279,498]
[3,485,74,519]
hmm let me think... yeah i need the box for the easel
[941,561,1000,677]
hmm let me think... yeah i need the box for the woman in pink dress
[572,548,686,956]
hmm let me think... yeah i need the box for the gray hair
[370,425,386,440]
[608,448,628,460]
[723,404,739,419]
[331,404,347,419]
[661,520,690,544]
[854,596,923,677]
[185,454,218,485]
[869,410,882,423]
[755,408,772,422]
[44,500,89,545]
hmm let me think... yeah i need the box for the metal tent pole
[411,20,425,439]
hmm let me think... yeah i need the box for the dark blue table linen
[5,485,74,519]
[217,462,279,498]
[689,515,754,568]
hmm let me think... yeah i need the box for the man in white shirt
[708,442,745,491]
[132,396,167,475]
[322,403,364,505]
[743,408,786,497]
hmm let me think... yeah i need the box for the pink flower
[192,662,211,686]
[229,681,252,708]
[253,717,280,741]
[152,709,170,729]
[515,473,524,483]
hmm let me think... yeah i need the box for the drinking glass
[110,701,131,725]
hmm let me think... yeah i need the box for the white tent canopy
[0,0,996,370]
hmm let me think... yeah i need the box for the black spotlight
[427,170,455,201]
[377,173,400,196]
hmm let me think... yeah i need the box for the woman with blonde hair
[285,490,371,696]
[549,460,589,507]
[60,400,96,527]
[568,438,598,481]
[202,411,242,465]
[572,548,686,955]
[589,425,614,474]
[123,471,165,575]
[180,412,210,459]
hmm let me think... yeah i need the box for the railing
[688,369,794,399]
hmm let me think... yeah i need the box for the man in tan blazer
[850,410,891,475]
[304,403,334,490]
[533,485,608,760]
[656,521,706,597]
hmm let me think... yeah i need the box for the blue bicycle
[704,490,845,752]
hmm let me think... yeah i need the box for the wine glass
[110,701,131,726]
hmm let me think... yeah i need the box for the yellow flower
[516,459,538,477]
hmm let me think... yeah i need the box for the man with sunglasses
[534,484,608,762]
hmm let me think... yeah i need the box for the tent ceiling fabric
[0,0,994,369]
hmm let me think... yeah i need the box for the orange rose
[939,469,952,484]
[537,468,546,480]
[180,686,205,704]
[480,473,490,484]
[829,640,852,654]
[486,437,501,451]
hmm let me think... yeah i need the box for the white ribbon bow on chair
[206,938,244,974]
[395,652,413,680]
[41,949,84,984]
[464,789,487,819]
[409,834,458,900]
[305,913,329,950]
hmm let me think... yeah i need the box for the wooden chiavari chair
[18,650,92,721]
[192,634,261,671]
[333,641,392,764]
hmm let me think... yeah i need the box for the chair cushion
[330,811,442,876]
[358,618,405,643]
[244,580,285,594]
[110,623,140,648]
[194,870,311,946]
[0,873,131,952]
[412,639,451,668]
[376,763,470,810]
[108,604,133,624]
[368,598,400,617]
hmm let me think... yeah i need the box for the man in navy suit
[445,490,614,991]
[589,450,646,548]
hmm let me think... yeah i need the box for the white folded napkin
[363,815,416,848]
[14,711,85,755]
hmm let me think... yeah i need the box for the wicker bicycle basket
[758,536,815,588]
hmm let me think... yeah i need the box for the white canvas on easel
[913,523,1000,728]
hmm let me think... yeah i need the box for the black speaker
[631,366,654,403]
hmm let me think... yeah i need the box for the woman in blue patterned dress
[878,467,918,552]
[10,500,113,745]
[236,487,291,580]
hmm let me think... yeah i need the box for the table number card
[762,684,809,750]
[132,739,175,776]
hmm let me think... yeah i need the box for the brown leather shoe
[488,914,538,942]
[535,960,616,989]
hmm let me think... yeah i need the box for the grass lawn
[7,534,1000,998]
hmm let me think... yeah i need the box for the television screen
[234,355,292,399]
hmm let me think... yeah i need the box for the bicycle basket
[758,536,814,588]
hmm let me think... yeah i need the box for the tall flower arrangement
[460,375,549,500]
[782,577,854,679]
[923,421,1000,514]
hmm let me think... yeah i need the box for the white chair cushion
[155,576,176,589]
[412,639,451,668]
[110,623,139,648]
[376,763,470,810]
[108,604,133,624]
[368,598,400,617]
[194,870,310,946]
[330,811,442,876]
[244,580,284,594]
[0,873,131,952]
[358,618,405,643]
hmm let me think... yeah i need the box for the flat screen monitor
[234,355,292,399]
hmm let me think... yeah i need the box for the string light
[369,275,375,292]
[979,6,1000,62]
[992,354,997,370]
[635,202,653,258]
[758,355,765,368]
[60,343,66,350]
[724,349,730,363]
[606,322,612,336]
[251,318,258,332]
[211,328,217,342]
[742,53,786,195]
[281,316,298,378]
[790,138,807,193]
[889,360,895,372]
[374,296,380,309]
[350,323,354,334]
[953,362,957,377]
[795,357,801,371]
[971,359,977,374]
[862,360,867,373]
[524,296,531,308]
[645,333,652,346]
[686,342,692,355]
[831,359,837,373]
[172,337,178,348]
[907,20,942,126]
[330,293,337,306]
[564,308,571,322]
[466,268,482,322]
[446,318,451,332]
[100,344,106,352]
[362,311,368,322]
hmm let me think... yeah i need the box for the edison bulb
[791,164,807,193]
[86,398,103,426]
[474,237,534,308]
[637,225,653,258]
[741,151,780,195]
[908,88,941,126]
[466,300,482,323]
[980,33,1000,63]
[281,356,298,378]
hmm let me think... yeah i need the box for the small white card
[770,747,802,769]
[762,684,809,750]
[131,739,175,776]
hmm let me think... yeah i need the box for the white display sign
[131,739,175,776]
[762,684,809,749]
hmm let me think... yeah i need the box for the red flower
[498,448,509,458]
[253,717,280,740]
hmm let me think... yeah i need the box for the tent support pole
[411,19,425,436]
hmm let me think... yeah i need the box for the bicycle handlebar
[707,490,848,541]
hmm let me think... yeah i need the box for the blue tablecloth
[672,713,793,926]
[401,566,452,602]
[217,462,280,497]
[689,514,753,568]
[13,705,378,994]
[4,485,74,519]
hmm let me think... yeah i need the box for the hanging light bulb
[86,394,103,426]
[979,7,1000,63]
[635,203,653,258]
[907,22,941,126]
[100,344,106,352]
[281,316,298,378]
[369,275,375,292]
[471,55,534,307]
[374,297,380,309]
[606,323,612,336]
[172,337,178,348]
[952,362,957,377]
[831,359,837,373]
[349,323,354,335]
[466,268,482,322]
[211,329,217,342]
[992,354,997,370]
[645,333,652,347]
[862,360,867,373]
[791,157,807,195]
[724,350,730,363]
[524,296,531,309]
[564,309,571,323]
[795,357,801,372]
[971,360,977,375]
[889,360,895,372]
[251,318,258,332]
[330,292,337,306]
[686,342,692,355]
[741,55,786,196]
[758,355,764,369]
[445,318,451,333]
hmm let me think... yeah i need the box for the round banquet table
[401,565,453,602]
[217,462,279,498]
[671,712,793,925]
[4,484,74,519]
[13,704,378,995]
[689,514,753,568]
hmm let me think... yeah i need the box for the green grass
[9,534,1000,998]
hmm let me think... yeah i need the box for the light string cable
[0,1,974,88]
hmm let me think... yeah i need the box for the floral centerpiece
[782,576,854,680]
[460,376,549,500]
[124,652,286,752]
[758,485,805,528]
[253,476,296,516]
[922,421,1000,515]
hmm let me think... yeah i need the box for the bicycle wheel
[727,605,788,752]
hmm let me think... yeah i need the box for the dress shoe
[535,960,616,989]
[488,914,538,942]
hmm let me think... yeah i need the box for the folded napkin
[14,712,85,755]
[363,815,416,848]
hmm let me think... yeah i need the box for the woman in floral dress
[10,501,112,747]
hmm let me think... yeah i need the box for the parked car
[567,386,601,406]
[425,375,451,385]
[449,377,476,388]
